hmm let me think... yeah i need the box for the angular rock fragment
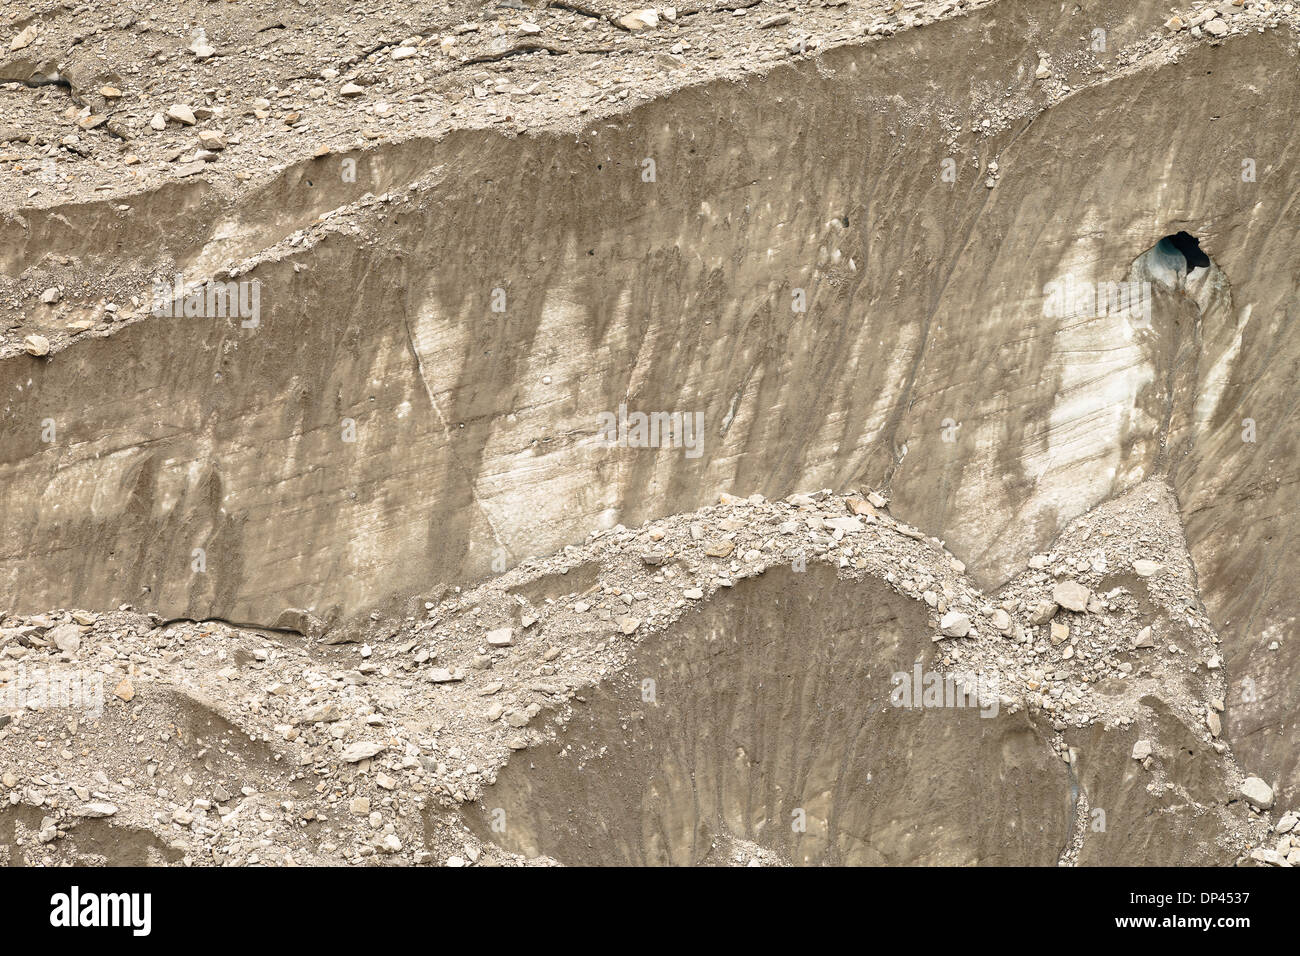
[939,611,970,638]
[1241,777,1274,810]
[1029,600,1058,626]
[340,741,386,762]
[1052,580,1091,613]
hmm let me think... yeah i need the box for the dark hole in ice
[1159,231,1210,273]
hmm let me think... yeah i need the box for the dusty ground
[1,480,1294,864]
[3,0,1300,866]
[1,0,1296,354]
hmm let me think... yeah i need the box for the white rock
[10,25,38,51]
[824,516,864,534]
[1052,579,1091,613]
[1028,599,1058,625]
[340,741,386,763]
[23,335,50,357]
[1241,776,1274,810]
[167,104,197,126]
[48,622,82,653]
[1050,620,1070,645]
[618,9,660,30]
[939,611,970,638]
